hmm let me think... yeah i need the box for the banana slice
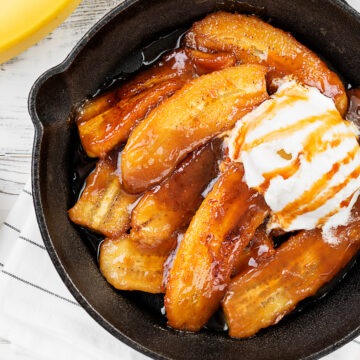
[185,48,237,75]
[185,11,347,116]
[76,91,120,125]
[122,64,268,193]
[131,141,220,254]
[223,202,360,338]
[68,155,139,237]
[165,163,269,331]
[99,236,167,293]
[77,47,197,158]
[78,80,185,158]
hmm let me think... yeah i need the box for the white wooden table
[0,0,124,224]
[0,0,359,358]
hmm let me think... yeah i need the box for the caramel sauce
[300,111,347,161]
[259,153,301,192]
[340,194,354,209]
[279,148,360,227]
[233,90,317,156]
[317,192,356,227]
[242,110,339,153]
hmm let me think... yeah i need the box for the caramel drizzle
[231,84,360,229]
[243,112,333,152]
[317,192,357,227]
[278,146,360,228]
[242,107,350,193]
[259,153,302,192]
[232,91,308,159]
[300,113,354,162]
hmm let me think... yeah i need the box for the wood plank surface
[0,0,121,223]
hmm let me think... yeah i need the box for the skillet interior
[29,0,360,359]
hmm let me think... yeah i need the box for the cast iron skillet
[29,0,360,359]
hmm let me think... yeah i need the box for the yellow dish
[0,0,81,64]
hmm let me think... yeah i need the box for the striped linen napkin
[0,180,359,359]
[0,180,148,360]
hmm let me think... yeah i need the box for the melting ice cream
[227,80,360,241]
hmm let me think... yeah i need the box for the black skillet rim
[28,0,360,359]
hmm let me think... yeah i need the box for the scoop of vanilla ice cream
[227,80,360,242]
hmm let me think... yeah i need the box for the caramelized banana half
[78,80,185,158]
[165,163,269,331]
[77,47,244,158]
[122,64,268,193]
[223,202,360,338]
[77,48,197,158]
[68,155,139,237]
[99,236,167,293]
[185,11,347,116]
[131,141,220,253]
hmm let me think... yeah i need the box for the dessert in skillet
[68,12,360,338]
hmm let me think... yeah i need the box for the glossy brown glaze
[185,12,348,115]
[78,79,186,158]
[116,48,195,100]
[165,163,269,331]
[231,224,275,277]
[223,199,360,339]
[76,90,120,125]
[131,140,221,254]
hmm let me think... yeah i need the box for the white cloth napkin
[0,180,149,360]
[0,180,359,359]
